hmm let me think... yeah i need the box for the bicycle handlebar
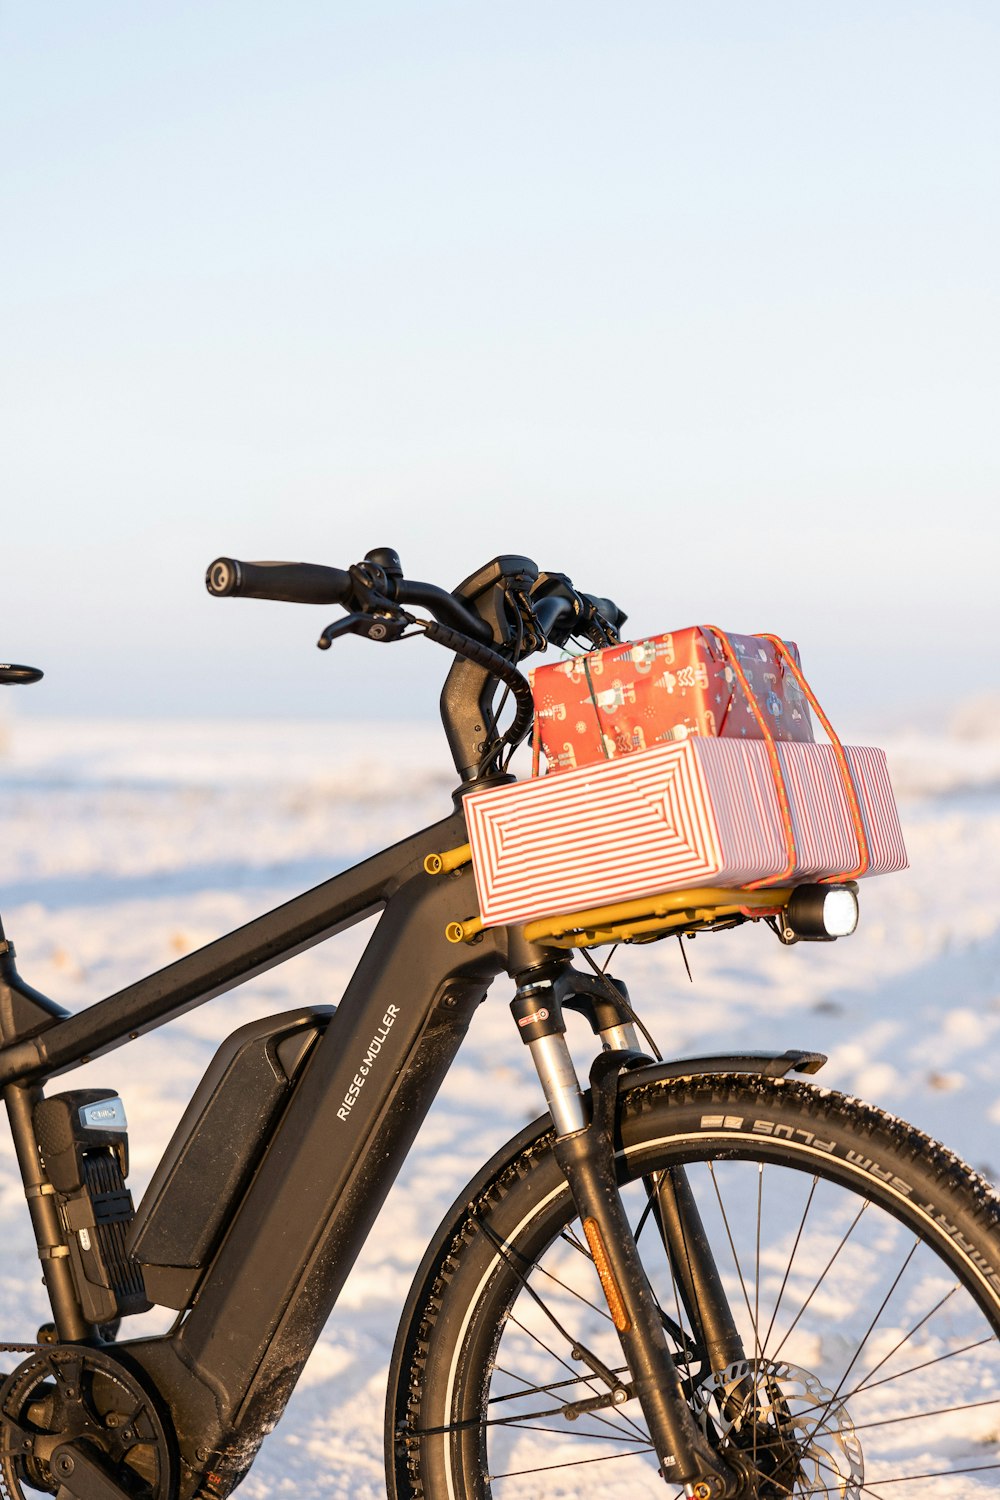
[396,581,493,641]
[206,556,492,640]
[206,558,353,605]
[582,593,622,630]
[205,548,624,778]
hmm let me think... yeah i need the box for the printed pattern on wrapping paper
[465,739,908,929]
[466,742,729,926]
[844,744,909,874]
[530,626,815,776]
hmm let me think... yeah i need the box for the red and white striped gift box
[464,739,907,929]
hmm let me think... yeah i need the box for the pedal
[33,1091,150,1326]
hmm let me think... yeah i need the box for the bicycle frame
[0,595,793,1496]
[0,805,567,1492]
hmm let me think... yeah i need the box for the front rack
[425,842,794,950]
[518,886,793,949]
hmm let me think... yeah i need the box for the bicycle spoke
[845,1332,994,1401]
[796,1238,919,1457]
[707,1160,758,1338]
[486,1419,651,1444]
[790,1302,986,1422]
[852,1462,1000,1486]
[416,1355,642,1447]
[559,1225,593,1260]
[531,1257,613,1323]
[487,1443,657,1481]
[632,1190,657,1246]
[760,1175,819,1360]
[769,1197,870,1362]
[828,1238,919,1401]
[489,1364,630,1406]
[852,1394,1000,1433]
[848,1281,960,1394]
[505,1313,650,1446]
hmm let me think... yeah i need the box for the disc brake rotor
[693,1357,864,1498]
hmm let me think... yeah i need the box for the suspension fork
[511,975,735,1497]
[649,1167,750,1375]
[554,972,748,1378]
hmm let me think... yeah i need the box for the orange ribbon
[702,627,799,888]
[534,627,871,888]
[755,634,871,881]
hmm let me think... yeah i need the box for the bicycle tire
[389,1073,1000,1499]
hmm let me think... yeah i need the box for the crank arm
[50,1442,136,1500]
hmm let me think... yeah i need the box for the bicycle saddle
[0,663,43,684]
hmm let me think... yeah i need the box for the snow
[1,714,999,1497]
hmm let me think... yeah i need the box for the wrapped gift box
[531,627,813,774]
[465,739,907,929]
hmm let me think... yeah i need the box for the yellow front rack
[423,836,794,950]
[443,886,793,949]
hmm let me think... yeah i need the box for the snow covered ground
[1,714,998,1497]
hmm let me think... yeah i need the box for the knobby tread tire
[387,1072,1000,1500]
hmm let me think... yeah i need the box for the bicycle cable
[580,948,663,1062]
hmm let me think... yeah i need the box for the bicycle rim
[402,1077,1000,1499]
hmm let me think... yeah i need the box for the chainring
[692,1357,864,1498]
[0,1343,175,1500]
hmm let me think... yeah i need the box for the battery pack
[128,1006,331,1310]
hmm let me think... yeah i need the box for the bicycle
[0,547,997,1500]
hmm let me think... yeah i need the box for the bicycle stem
[511,977,736,1495]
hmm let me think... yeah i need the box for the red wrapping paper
[531,627,814,774]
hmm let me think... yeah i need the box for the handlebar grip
[0,663,44,685]
[582,592,628,632]
[532,595,574,636]
[206,558,353,605]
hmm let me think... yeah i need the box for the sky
[2,1,998,731]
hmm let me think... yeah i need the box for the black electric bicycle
[1,548,999,1500]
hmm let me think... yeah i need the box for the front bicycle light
[781,882,859,942]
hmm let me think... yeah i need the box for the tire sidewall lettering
[695,1112,1000,1297]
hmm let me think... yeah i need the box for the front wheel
[390,1074,1000,1499]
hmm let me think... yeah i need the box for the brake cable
[419,619,535,748]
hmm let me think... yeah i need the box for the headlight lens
[821,886,860,937]
[785,884,859,940]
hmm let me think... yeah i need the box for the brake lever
[316,613,410,649]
